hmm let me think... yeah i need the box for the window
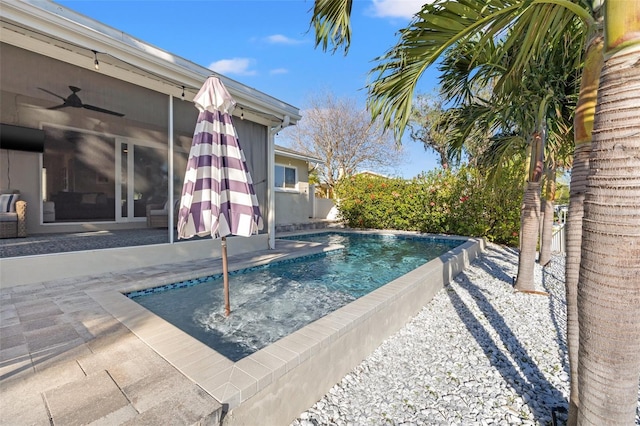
[42,126,174,223]
[275,165,297,189]
[42,127,117,222]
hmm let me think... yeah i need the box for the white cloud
[369,0,427,19]
[269,68,289,75]
[208,58,257,76]
[264,34,305,45]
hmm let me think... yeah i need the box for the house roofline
[275,145,324,164]
[0,0,301,125]
[356,170,391,178]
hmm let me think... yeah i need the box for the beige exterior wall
[274,191,309,225]
[274,154,312,224]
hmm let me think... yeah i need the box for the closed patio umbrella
[177,75,263,316]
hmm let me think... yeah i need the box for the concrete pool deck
[0,231,484,425]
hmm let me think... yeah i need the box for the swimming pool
[129,232,459,361]
[92,230,484,424]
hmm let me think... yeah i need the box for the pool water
[130,232,460,361]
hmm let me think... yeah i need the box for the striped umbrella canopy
[177,75,263,316]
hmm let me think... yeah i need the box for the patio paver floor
[0,238,337,425]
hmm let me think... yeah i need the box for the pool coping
[89,230,485,424]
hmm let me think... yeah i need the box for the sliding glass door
[42,126,183,225]
[116,140,168,222]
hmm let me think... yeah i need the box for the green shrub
[334,166,524,246]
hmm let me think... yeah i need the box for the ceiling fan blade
[83,104,125,117]
[38,87,67,101]
[47,104,69,110]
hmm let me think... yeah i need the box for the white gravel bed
[292,243,640,426]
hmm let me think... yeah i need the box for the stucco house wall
[274,154,312,225]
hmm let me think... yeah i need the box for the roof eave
[0,0,301,125]
[275,147,324,164]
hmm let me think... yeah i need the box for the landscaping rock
[292,244,640,425]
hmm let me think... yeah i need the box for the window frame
[274,163,298,192]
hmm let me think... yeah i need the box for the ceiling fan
[39,86,125,117]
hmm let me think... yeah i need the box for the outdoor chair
[0,189,27,238]
[146,199,179,228]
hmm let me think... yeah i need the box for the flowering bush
[335,165,524,246]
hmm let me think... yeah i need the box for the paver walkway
[0,239,332,425]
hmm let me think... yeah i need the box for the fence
[551,223,565,254]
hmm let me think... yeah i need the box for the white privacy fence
[313,198,337,219]
[551,223,565,254]
[308,184,337,219]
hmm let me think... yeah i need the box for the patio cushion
[81,193,98,204]
[151,200,176,214]
[51,191,115,220]
[146,199,179,228]
[0,191,26,238]
[0,212,18,222]
[96,193,108,205]
[0,193,19,212]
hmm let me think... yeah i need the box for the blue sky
[56,0,442,178]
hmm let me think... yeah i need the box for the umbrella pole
[222,236,231,317]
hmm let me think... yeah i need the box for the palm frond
[439,38,504,106]
[311,0,353,54]
[478,132,528,183]
[366,0,592,141]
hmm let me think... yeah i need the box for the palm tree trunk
[577,13,640,423]
[515,122,545,292]
[514,181,541,292]
[565,143,590,424]
[538,165,556,266]
[566,35,604,426]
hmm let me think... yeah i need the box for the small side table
[43,201,55,223]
